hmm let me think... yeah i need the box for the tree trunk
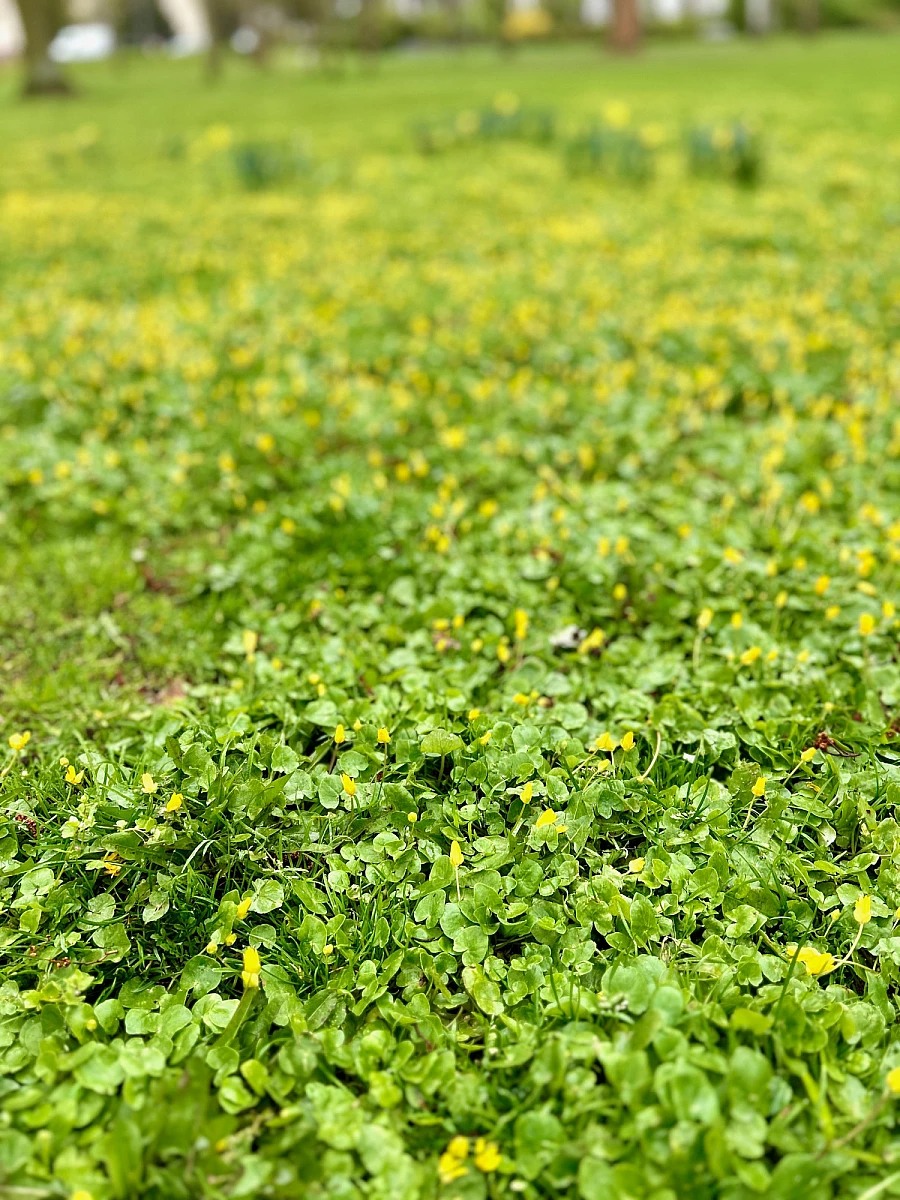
[359,0,380,61]
[795,0,818,32]
[609,0,640,51]
[18,0,72,95]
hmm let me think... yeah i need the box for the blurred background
[1,0,897,94]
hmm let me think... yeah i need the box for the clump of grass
[688,120,763,185]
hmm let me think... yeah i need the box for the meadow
[2,32,900,1199]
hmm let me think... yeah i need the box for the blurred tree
[359,0,381,57]
[202,0,238,75]
[609,0,640,49]
[17,0,72,94]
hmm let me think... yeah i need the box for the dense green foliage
[2,37,900,1200]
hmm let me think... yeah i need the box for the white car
[49,23,116,63]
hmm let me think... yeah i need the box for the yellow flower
[621,731,635,751]
[473,1139,501,1173]
[334,723,345,744]
[468,708,480,720]
[887,1067,900,1095]
[697,607,714,630]
[141,772,158,794]
[236,896,252,920]
[71,1191,94,1200]
[205,941,219,955]
[854,894,873,926]
[789,945,836,976]
[496,642,511,664]
[629,857,645,874]
[407,811,417,823]
[775,591,788,609]
[885,601,897,620]
[578,626,606,655]
[65,764,84,785]
[800,747,816,763]
[241,945,261,989]
[242,629,258,660]
[341,773,356,797]
[449,840,464,867]
[740,646,762,666]
[595,731,615,752]
[520,781,533,804]
[613,583,627,601]
[165,793,183,813]
[730,612,743,629]
[513,692,530,706]
[513,608,529,641]
[438,1151,468,1184]
[825,605,840,620]
[859,612,876,637]
[8,731,30,752]
[723,546,743,565]
[751,776,766,798]
[377,726,391,744]
[535,809,558,829]
[814,574,830,596]
[322,944,334,956]
[447,1135,469,1159]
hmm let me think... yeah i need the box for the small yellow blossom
[740,646,762,666]
[513,608,529,641]
[513,692,530,706]
[521,781,533,805]
[697,607,714,630]
[751,776,766,798]
[236,896,252,920]
[341,773,356,797]
[859,612,876,637]
[141,773,158,795]
[242,629,258,660]
[790,945,836,976]
[723,546,743,565]
[449,840,464,867]
[65,764,85,785]
[825,605,840,620]
[854,894,873,925]
[595,731,615,752]
[474,1139,501,1172]
[407,812,417,823]
[800,747,816,763]
[241,946,261,989]
[535,809,558,829]
[334,723,345,744]
[814,575,830,596]
[468,708,480,720]
[621,731,635,751]
[205,941,219,955]
[8,731,30,752]
[629,857,645,874]
[887,1067,900,1095]
[165,793,183,813]
[377,726,391,744]
[731,612,743,629]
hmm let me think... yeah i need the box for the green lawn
[2,32,900,1199]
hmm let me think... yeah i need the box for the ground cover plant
[2,34,900,1200]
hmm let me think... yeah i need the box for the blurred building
[0,0,23,58]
